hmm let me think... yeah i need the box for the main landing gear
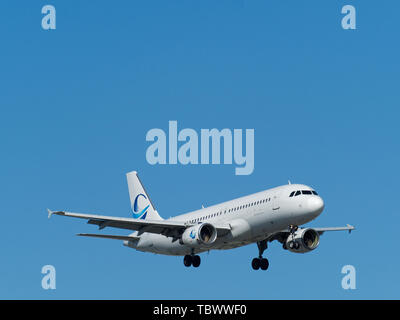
[183,254,201,268]
[252,240,269,271]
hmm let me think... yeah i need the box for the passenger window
[295,191,301,196]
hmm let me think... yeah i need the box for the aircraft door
[272,194,280,212]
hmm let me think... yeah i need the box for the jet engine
[180,223,217,247]
[284,228,320,253]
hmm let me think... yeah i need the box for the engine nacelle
[180,223,217,247]
[285,228,320,253]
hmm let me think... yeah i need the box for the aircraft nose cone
[308,197,324,215]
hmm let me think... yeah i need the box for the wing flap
[77,233,140,241]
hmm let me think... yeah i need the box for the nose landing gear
[251,240,269,271]
[288,241,300,250]
[287,224,300,250]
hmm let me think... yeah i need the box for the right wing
[48,209,231,238]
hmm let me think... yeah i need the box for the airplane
[48,171,355,271]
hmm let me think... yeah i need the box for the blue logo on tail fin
[132,193,149,219]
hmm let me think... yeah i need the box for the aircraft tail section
[126,171,163,220]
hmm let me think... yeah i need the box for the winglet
[347,224,355,234]
[47,209,53,219]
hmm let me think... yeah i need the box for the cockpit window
[291,190,318,197]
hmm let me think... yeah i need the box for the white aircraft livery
[48,171,355,270]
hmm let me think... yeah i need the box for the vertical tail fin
[126,171,163,220]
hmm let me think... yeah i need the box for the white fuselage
[124,184,324,256]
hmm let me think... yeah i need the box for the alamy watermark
[41,5,56,30]
[341,5,356,30]
[40,5,355,31]
[41,265,56,290]
[341,264,356,290]
[145,121,254,175]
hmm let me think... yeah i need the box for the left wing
[313,224,355,235]
[267,224,355,244]
[47,209,231,238]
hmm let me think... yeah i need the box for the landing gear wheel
[192,255,201,268]
[260,258,269,270]
[251,258,260,270]
[289,241,300,250]
[183,255,192,267]
[252,240,270,271]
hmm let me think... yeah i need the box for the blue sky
[1,1,399,299]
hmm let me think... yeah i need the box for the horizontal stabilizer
[76,233,140,241]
